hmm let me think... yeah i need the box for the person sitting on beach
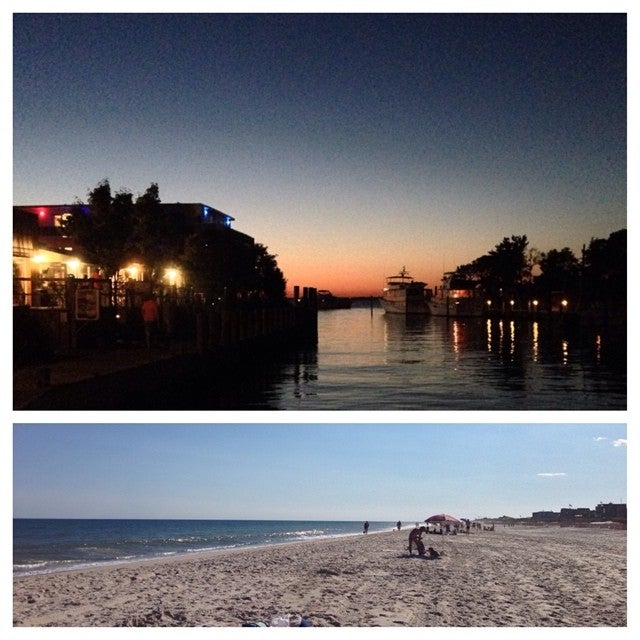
[408,526,426,555]
[426,546,440,559]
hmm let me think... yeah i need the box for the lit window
[54,212,71,228]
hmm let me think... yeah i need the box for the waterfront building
[12,202,255,308]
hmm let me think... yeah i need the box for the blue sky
[13,423,627,520]
[10,4,630,295]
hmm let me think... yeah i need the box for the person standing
[141,294,160,349]
[363,521,370,534]
[396,521,402,531]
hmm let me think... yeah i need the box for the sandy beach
[13,525,626,627]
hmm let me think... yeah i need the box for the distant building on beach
[531,510,559,521]
[595,502,627,521]
[560,507,592,521]
[531,502,626,524]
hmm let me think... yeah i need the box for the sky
[13,423,627,521]
[10,4,630,296]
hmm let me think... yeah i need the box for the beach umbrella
[425,514,463,525]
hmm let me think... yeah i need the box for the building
[12,202,255,307]
[531,511,560,521]
[595,502,627,520]
[559,507,592,520]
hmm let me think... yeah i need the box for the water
[126,306,625,410]
[13,519,394,576]
[271,307,626,410]
[216,307,625,410]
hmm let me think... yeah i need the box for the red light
[38,209,47,218]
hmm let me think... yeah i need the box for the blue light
[225,216,231,227]
[203,206,209,219]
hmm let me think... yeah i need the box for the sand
[13,525,626,628]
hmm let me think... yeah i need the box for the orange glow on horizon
[282,262,446,299]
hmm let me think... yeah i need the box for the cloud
[593,436,607,441]
[536,472,568,477]
[612,439,627,447]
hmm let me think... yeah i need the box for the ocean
[13,519,396,576]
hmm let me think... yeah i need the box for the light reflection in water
[509,320,516,359]
[260,308,626,410]
[532,321,539,362]
[451,320,460,355]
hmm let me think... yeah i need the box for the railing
[13,276,113,309]
[13,277,318,366]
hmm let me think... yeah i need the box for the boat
[428,272,485,317]
[317,289,352,310]
[380,267,430,314]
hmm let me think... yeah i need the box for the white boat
[429,272,484,317]
[381,267,429,314]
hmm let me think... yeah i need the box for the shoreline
[13,525,394,579]
[13,526,626,627]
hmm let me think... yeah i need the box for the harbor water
[13,519,394,576]
[164,306,625,410]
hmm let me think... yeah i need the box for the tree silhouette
[456,235,529,306]
[536,247,580,302]
[128,183,189,279]
[64,179,135,278]
[65,179,288,305]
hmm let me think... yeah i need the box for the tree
[537,247,580,291]
[64,179,135,278]
[182,237,286,304]
[250,243,287,302]
[487,235,530,295]
[65,179,289,306]
[128,183,189,279]
[456,235,529,305]
[582,229,626,315]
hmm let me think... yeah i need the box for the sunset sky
[12,5,629,296]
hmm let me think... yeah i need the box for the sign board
[75,288,100,320]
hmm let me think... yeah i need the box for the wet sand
[13,525,626,627]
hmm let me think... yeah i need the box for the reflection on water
[31,307,623,410]
[266,309,626,410]
[160,308,625,410]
